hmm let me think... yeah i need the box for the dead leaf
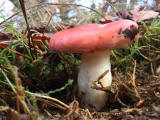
[0,41,10,48]
[100,13,119,24]
[130,10,159,22]
[0,32,12,40]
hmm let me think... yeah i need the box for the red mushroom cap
[49,19,139,53]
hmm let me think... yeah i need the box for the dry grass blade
[36,97,67,111]
[29,94,70,110]
[131,60,140,98]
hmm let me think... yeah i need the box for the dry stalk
[150,62,155,76]
[19,0,37,60]
[11,66,36,120]
[132,60,140,98]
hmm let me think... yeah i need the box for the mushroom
[49,19,139,110]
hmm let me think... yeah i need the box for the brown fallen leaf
[99,13,119,24]
[130,10,159,22]
[0,41,10,48]
[0,32,12,40]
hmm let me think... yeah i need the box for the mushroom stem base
[78,50,112,110]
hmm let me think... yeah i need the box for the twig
[97,69,109,88]
[19,0,37,60]
[91,83,112,93]
[91,69,112,93]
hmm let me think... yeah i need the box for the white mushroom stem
[78,50,112,110]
